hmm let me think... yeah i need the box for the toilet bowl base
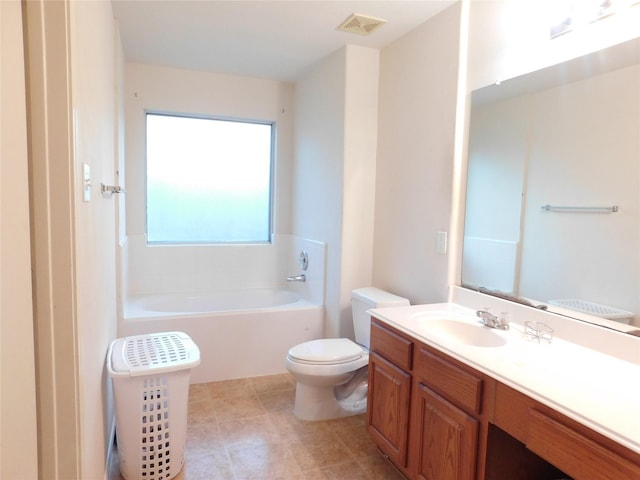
[293,382,365,421]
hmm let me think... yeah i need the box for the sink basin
[416,318,507,348]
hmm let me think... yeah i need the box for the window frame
[144,110,276,245]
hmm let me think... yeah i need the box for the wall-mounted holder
[541,204,618,213]
[525,321,553,344]
[101,183,125,195]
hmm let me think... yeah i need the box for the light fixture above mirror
[551,0,640,38]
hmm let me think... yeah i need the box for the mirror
[462,36,640,333]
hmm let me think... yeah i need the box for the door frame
[23,0,81,477]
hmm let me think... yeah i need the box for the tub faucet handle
[286,274,306,282]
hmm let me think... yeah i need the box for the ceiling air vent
[337,13,387,36]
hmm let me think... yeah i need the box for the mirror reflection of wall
[463,38,640,328]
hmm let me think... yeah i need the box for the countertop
[369,301,640,455]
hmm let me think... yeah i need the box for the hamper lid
[548,299,633,320]
[288,338,364,364]
[108,331,200,377]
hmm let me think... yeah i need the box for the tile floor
[112,373,407,480]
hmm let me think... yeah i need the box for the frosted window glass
[146,113,273,243]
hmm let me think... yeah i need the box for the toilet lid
[288,338,364,364]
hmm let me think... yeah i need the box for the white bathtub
[120,288,324,383]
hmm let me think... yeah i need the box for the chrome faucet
[286,274,306,282]
[476,310,510,330]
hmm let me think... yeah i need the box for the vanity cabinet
[367,316,640,480]
[368,319,487,479]
[368,352,412,467]
[410,345,485,480]
[494,383,640,480]
[367,320,413,469]
[410,382,479,480]
[528,409,639,480]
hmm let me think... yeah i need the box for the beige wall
[0,1,39,477]
[373,3,462,304]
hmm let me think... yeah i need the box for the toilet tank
[351,287,410,348]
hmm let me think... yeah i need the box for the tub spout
[286,274,306,282]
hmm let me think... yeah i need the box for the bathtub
[120,288,324,383]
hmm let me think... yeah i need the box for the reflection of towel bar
[541,204,618,213]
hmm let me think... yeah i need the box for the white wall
[70,1,120,477]
[0,1,38,478]
[463,94,529,293]
[293,48,347,337]
[123,64,297,297]
[124,47,378,339]
[340,46,381,335]
[115,21,127,324]
[292,46,380,338]
[465,95,528,242]
[373,3,462,305]
[124,63,294,237]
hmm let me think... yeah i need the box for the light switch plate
[437,231,448,254]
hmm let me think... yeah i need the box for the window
[146,113,273,243]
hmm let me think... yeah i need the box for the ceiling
[111,1,456,81]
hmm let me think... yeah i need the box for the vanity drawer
[370,319,413,371]
[414,346,483,415]
[528,409,640,480]
[493,382,534,443]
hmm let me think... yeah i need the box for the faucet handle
[476,309,497,326]
[497,312,511,330]
[286,274,306,282]
[476,309,510,329]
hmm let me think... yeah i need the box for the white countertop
[369,301,640,455]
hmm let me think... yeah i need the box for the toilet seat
[288,338,364,365]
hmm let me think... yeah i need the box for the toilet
[286,287,410,421]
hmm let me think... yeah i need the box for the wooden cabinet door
[411,383,479,480]
[367,352,412,467]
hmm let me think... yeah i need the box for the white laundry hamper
[108,331,200,480]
